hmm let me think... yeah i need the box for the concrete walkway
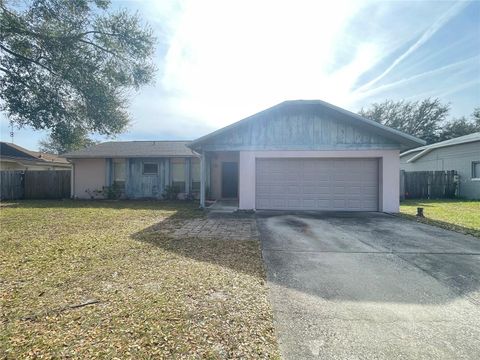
[257,212,480,359]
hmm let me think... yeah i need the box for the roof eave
[400,137,480,158]
[66,154,199,159]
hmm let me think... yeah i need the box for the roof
[189,100,426,150]
[400,132,480,163]
[0,141,69,165]
[64,141,198,158]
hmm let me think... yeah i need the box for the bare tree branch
[0,44,56,75]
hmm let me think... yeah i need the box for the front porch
[200,151,239,208]
[206,199,239,213]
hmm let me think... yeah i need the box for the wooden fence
[400,170,458,200]
[0,170,70,200]
[0,171,25,200]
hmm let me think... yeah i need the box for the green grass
[400,199,480,238]
[0,200,279,359]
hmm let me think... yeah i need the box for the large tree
[436,109,480,142]
[359,98,450,144]
[38,125,97,154]
[0,0,155,152]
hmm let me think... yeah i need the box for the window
[113,159,126,189]
[191,158,200,192]
[113,159,126,181]
[143,162,158,175]
[472,161,480,180]
[171,158,186,192]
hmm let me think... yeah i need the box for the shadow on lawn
[130,213,266,280]
[0,199,202,213]
[130,210,480,305]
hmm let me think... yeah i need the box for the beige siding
[0,161,23,170]
[72,159,106,199]
[400,142,480,199]
[0,160,69,171]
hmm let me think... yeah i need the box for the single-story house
[65,141,200,199]
[66,100,424,212]
[0,141,71,171]
[400,132,480,199]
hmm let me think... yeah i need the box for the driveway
[257,212,480,359]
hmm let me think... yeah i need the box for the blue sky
[1,0,479,150]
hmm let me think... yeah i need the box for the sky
[1,0,479,150]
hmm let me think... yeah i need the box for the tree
[359,98,450,144]
[473,107,480,125]
[437,109,480,142]
[0,0,155,147]
[39,126,97,154]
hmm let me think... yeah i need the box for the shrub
[162,185,180,200]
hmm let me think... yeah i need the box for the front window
[472,161,480,179]
[171,158,186,192]
[143,162,158,175]
[113,159,126,189]
[191,158,200,192]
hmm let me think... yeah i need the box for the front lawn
[0,201,279,358]
[400,199,480,238]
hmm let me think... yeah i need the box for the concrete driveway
[257,212,480,359]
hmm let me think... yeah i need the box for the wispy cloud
[354,1,470,94]
[356,56,479,99]
[1,0,478,149]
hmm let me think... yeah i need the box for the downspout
[200,151,206,208]
[71,161,75,199]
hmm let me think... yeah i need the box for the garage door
[256,158,379,211]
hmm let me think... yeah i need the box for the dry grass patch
[1,201,279,359]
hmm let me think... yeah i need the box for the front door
[221,162,239,198]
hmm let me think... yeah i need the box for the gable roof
[400,132,480,163]
[1,142,38,160]
[189,100,425,150]
[0,141,69,165]
[64,141,197,159]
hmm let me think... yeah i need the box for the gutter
[406,148,432,163]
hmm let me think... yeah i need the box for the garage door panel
[363,186,379,196]
[256,158,379,211]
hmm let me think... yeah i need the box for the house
[66,100,424,211]
[400,132,480,200]
[65,141,200,199]
[0,141,71,171]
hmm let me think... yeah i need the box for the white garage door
[256,158,379,211]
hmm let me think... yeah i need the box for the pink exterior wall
[71,158,106,199]
[239,150,400,213]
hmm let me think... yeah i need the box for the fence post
[427,172,432,199]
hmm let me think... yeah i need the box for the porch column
[185,158,191,195]
[200,151,206,208]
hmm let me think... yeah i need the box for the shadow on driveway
[256,211,480,359]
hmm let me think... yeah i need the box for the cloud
[356,56,480,100]
[354,1,469,93]
[1,0,479,149]
[159,0,371,124]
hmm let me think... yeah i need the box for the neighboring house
[0,141,71,171]
[64,141,200,199]
[400,132,480,200]
[67,100,423,211]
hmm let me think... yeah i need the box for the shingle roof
[64,141,197,158]
[189,99,426,150]
[0,141,69,164]
[0,142,38,160]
